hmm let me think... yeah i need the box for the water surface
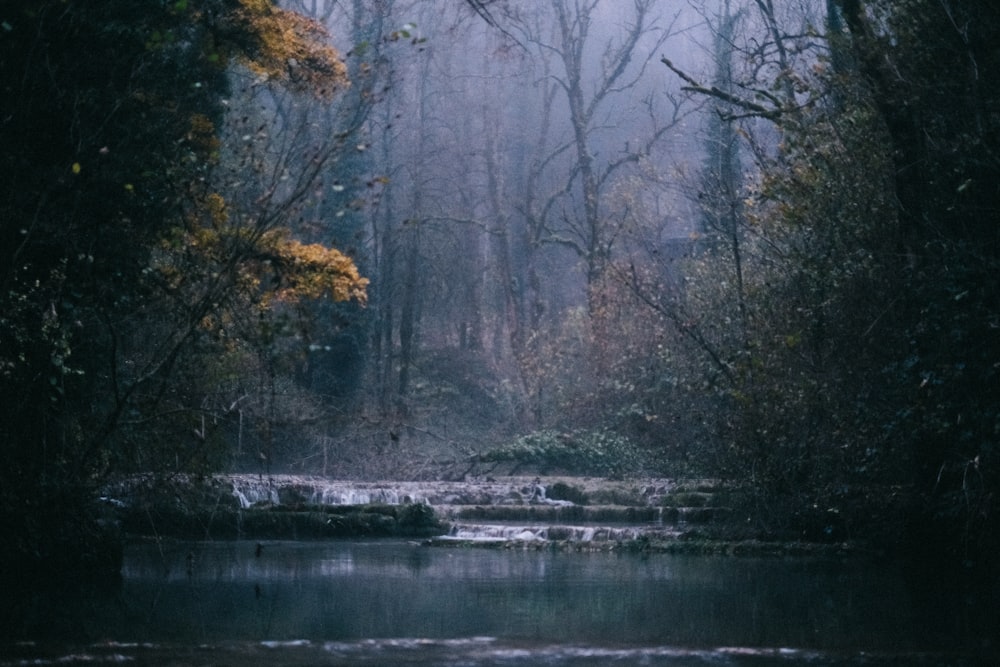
[2,540,992,666]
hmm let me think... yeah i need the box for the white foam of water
[441,522,681,543]
[2,638,964,666]
[223,474,591,510]
[448,523,548,541]
[261,640,312,649]
[231,480,280,508]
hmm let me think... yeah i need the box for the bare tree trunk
[397,234,418,401]
[395,45,433,406]
[552,0,609,313]
[484,108,534,426]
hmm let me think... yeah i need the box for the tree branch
[661,56,782,121]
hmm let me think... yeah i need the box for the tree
[475,0,688,432]
[653,0,899,514]
[515,0,677,317]
[657,1,999,586]
[829,0,1000,574]
[698,0,749,350]
[0,0,362,573]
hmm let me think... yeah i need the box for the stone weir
[218,474,733,547]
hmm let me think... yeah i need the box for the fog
[203,0,825,477]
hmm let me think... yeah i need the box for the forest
[1,0,997,590]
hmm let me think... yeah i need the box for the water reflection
[2,540,994,666]
[110,541,928,646]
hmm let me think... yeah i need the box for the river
[1,539,992,666]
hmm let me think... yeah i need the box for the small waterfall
[448,524,549,542]
[223,475,583,510]
[444,522,681,543]
[308,486,424,506]
[218,474,711,545]
[232,478,281,508]
[226,475,433,509]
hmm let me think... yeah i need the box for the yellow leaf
[71,162,81,175]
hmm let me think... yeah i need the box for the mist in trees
[2,0,998,586]
[309,1,709,464]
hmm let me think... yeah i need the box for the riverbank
[7,472,998,657]
[424,534,867,558]
[112,475,444,541]
[102,474,879,560]
[8,472,872,587]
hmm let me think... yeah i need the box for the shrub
[478,429,645,477]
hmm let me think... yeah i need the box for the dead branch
[661,56,782,121]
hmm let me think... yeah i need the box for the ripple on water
[3,640,992,667]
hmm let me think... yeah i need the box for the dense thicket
[657,0,999,578]
[832,0,1000,580]
[0,0,361,574]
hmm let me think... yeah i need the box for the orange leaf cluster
[187,113,221,155]
[261,230,368,306]
[231,0,347,98]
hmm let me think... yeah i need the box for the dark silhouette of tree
[0,0,360,574]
